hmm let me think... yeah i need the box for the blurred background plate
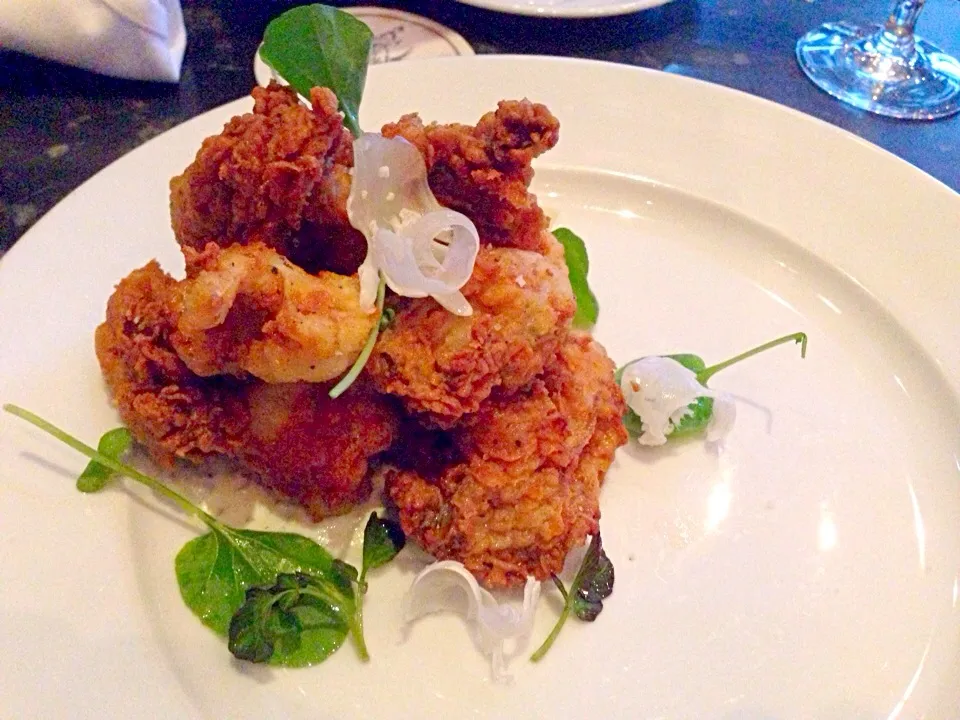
[253,6,474,85]
[449,0,673,18]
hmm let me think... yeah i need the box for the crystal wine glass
[796,0,960,120]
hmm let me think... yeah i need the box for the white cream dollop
[619,356,736,446]
[402,560,541,683]
[347,133,479,316]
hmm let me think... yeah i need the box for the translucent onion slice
[620,356,736,445]
[347,133,479,316]
[403,560,541,682]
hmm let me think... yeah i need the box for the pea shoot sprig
[617,332,808,445]
[3,404,404,667]
[530,533,614,661]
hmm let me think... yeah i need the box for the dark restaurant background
[1,0,958,256]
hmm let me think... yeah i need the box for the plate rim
[1,53,958,718]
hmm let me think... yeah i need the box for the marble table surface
[1,0,957,255]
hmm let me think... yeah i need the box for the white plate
[1,56,959,719]
[450,0,671,18]
[254,7,473,86]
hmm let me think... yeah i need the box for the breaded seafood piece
[381,99,559,254]
[171,242,375,384]
[95,262,399,518]
[94,261,250,461]
[388,333,628,588]
[170,81,366,275]
[239,380,399,518]
[368,242,576,427]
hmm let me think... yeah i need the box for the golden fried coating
[381,100,559,254]
[238,380,400,517]
[388,333,628,588]
[171,242,375,383]
[95,261,399,518]
[94,261,250,461]
[169,82,366,275]
[368,241,576,427]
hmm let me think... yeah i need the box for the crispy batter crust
[388,334,628,588]
[368,240,576,427]
[381,99,560,253]
[104,88,628,568]
[171,242,375,383]
[95,261,399,518]
[170,82,365,275]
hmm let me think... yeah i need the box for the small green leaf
[379,307,396,330]
[259,4,373,137]
[175,527,351,639]
[228,586,291,663]
[361,512,406,579]
[76,428,131,493]
[553,227,599,328]
[664,353,707,374]
[569,534,614,622]
[228,572,349,666]
[530,532,614,661]
[669,396,714,437]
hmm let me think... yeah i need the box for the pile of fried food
[95,83,627,588]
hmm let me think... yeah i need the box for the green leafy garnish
[530,533,614,661]
[360,511,405,590]
[553,227,599,329]
[177,525,365,664]
[617,332,808,441]
[3,404,403,667]
[226,511,404,665]
[259,4,373,137]
[76,427,131,493]
[228,571,354,666]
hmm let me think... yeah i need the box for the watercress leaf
[175,526,350,636]
[665,353,707,375]
[76,427,132,493]
[259,4,373,137]
[362,512,406,576]
[553,227,599,328]
[2,404,368,667]
[570,533,614,622]
[622,411,645,436]
[670,396,714,437]
[530,532,615,660]
[332,558,359,585]
[228,572,349,666]
[228,586,287,663]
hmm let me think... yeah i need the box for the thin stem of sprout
[697,332,808,385]
[328,274,387,399]
[550,574,569,602]
[349,607,370,662]
[530,599,572,663]
[3,404,220,528]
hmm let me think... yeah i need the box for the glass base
[796,21,960,120]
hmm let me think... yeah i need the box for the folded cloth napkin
[0,0,186,82]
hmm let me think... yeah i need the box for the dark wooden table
[1,0,957,256]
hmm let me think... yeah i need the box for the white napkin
[0,0,186,82]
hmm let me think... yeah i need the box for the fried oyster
[388,334,627,588]
[96,83,627,584]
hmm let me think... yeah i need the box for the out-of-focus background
[1,0,958,255]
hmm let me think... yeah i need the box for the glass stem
[877,0,925,58]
